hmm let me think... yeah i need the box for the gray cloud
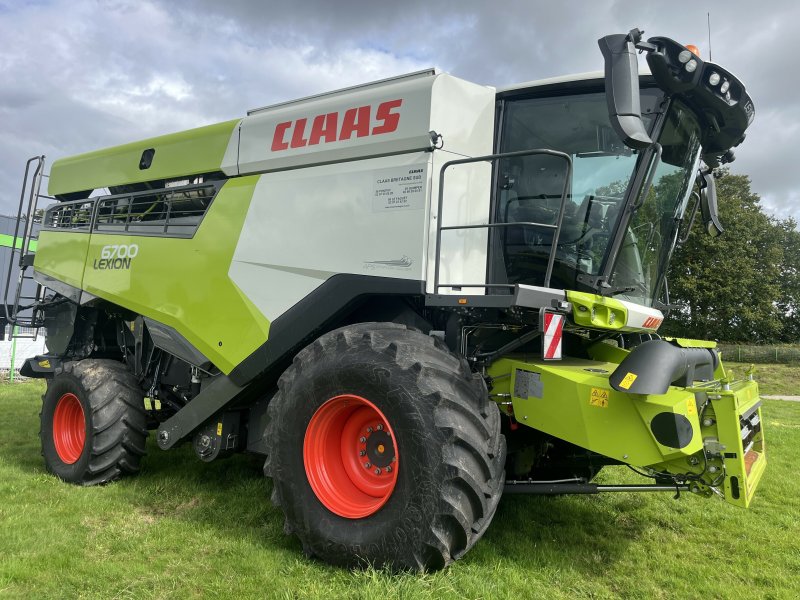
[0,0,796,224]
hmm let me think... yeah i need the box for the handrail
[4,156,44,324]
[433,148,572,295]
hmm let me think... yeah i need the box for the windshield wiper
[606,285,637,296]
[599,276,649,297]
[577,274,646,298]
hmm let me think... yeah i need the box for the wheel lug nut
[364,462,371,468]
[359,436,367,443]
[392,456,397,462]
[367,427,373,433]
[376,424,383,431]
[374,468,381,475]
[359,450,366,456]
[386,466,392,473]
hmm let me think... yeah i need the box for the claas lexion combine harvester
[3,29,765,570]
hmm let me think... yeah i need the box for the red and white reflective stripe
[642,316,663,330]
[542,312,564,360]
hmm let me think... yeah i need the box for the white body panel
[618,299,664,331]
[425,75,496,295]
[427,154,492,294]
[496,68,651,95]
[228,72,496,322]
[222,72,494,175]
[230,153,433,321]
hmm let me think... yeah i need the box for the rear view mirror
[598,30,654,150]
[700,172,723,236]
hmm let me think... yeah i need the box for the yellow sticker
[687,398,697,415]
[590,387,609,408]
[618,372,638,390]
[144,398,152,410]
[217,422,223,436]
[38,359,51,368]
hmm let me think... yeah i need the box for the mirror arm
[598,29,654,150]
[700,170,724,237]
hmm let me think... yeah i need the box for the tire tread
[264,322,505,571]
[41,359,148,486]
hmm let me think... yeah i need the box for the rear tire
[264,323,506,571]
[40,359,148,485]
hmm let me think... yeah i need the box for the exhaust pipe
[609,340,718,395]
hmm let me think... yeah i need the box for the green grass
[725,362,799,397]
[1,380,799,599]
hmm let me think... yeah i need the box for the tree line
[662,171,799,343]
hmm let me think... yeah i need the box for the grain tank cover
[46,70,495,197]
[48,120,240,198]
[222,70,494,175]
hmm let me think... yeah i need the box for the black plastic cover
[700,171,724,236]
[144,316,212,370]
[650,412,694,448]
[645,36,754,162]
[610,339,718,395]
[19,355,61,378]
[598,33,654,149]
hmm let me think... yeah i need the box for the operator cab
[488,31,754,309]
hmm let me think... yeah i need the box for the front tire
[264,323,506,571]
[40,359,148,485]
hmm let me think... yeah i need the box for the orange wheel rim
[303,394,399,518]
[53,392,85,464]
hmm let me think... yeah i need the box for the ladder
[2,156,50,340]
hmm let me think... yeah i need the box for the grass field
[0,369,798,599]
[725,362,800,397]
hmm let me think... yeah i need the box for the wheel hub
[364,429,395,468]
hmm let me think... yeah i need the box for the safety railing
[44,198,95,230]
[432,148,572,295]
[43,181,223,239]
[3,156,49,331]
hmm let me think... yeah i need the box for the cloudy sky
[1,0,797,224]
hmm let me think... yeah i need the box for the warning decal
[589,388,609,408]
[618,372,638,390]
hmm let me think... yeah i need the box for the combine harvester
[3,29,764,570]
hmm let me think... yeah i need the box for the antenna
[707,12,712,62]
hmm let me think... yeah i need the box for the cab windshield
[609,100,701,306]
[495,90,701,307]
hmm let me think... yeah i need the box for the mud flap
[19,355,61,378]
